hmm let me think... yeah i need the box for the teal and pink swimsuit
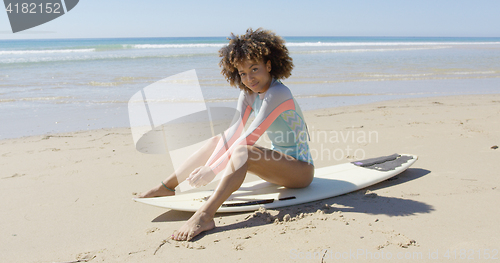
[205,79,313,175]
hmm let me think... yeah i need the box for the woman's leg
[138,135,222,198]
[172,145,314,241]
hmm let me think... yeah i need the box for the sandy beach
[1,94,499,263]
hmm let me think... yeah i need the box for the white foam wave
[362,71,498,79]
[121,41,500,50]
[0,96,70,103]
[447,71,497,75]
[0,49,95,55]
[286,41,500,47]
[127,43,225,49]
[2,41,498,56]
[365,73,436,78]
[123,41,500,50]
[296,46,451,54]
[0,52,213,64]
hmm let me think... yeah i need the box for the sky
[1,0,499,39]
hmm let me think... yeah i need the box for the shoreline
[3,92,499,141]
[2,93,499,262]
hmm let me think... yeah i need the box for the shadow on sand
[152,168,432,241]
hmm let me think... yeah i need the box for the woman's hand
[187,166,216,188]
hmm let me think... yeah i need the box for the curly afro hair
[219,28,294,93]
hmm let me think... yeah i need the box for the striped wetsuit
[205,79,313,175]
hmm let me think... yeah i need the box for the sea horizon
[2,35,500,40]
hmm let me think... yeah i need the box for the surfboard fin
[352,153,414,171]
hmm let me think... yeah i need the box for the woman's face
[236,59,272,93]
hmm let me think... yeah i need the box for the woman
[139,28,314,241]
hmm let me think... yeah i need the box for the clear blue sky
[1,0,499,39]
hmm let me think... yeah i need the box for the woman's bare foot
[137,183,176,198]
[172,211,215,241]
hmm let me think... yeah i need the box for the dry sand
[1,94,499,262]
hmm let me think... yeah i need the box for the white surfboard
[134,153,417,213]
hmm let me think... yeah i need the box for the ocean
[1,36,500,139]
